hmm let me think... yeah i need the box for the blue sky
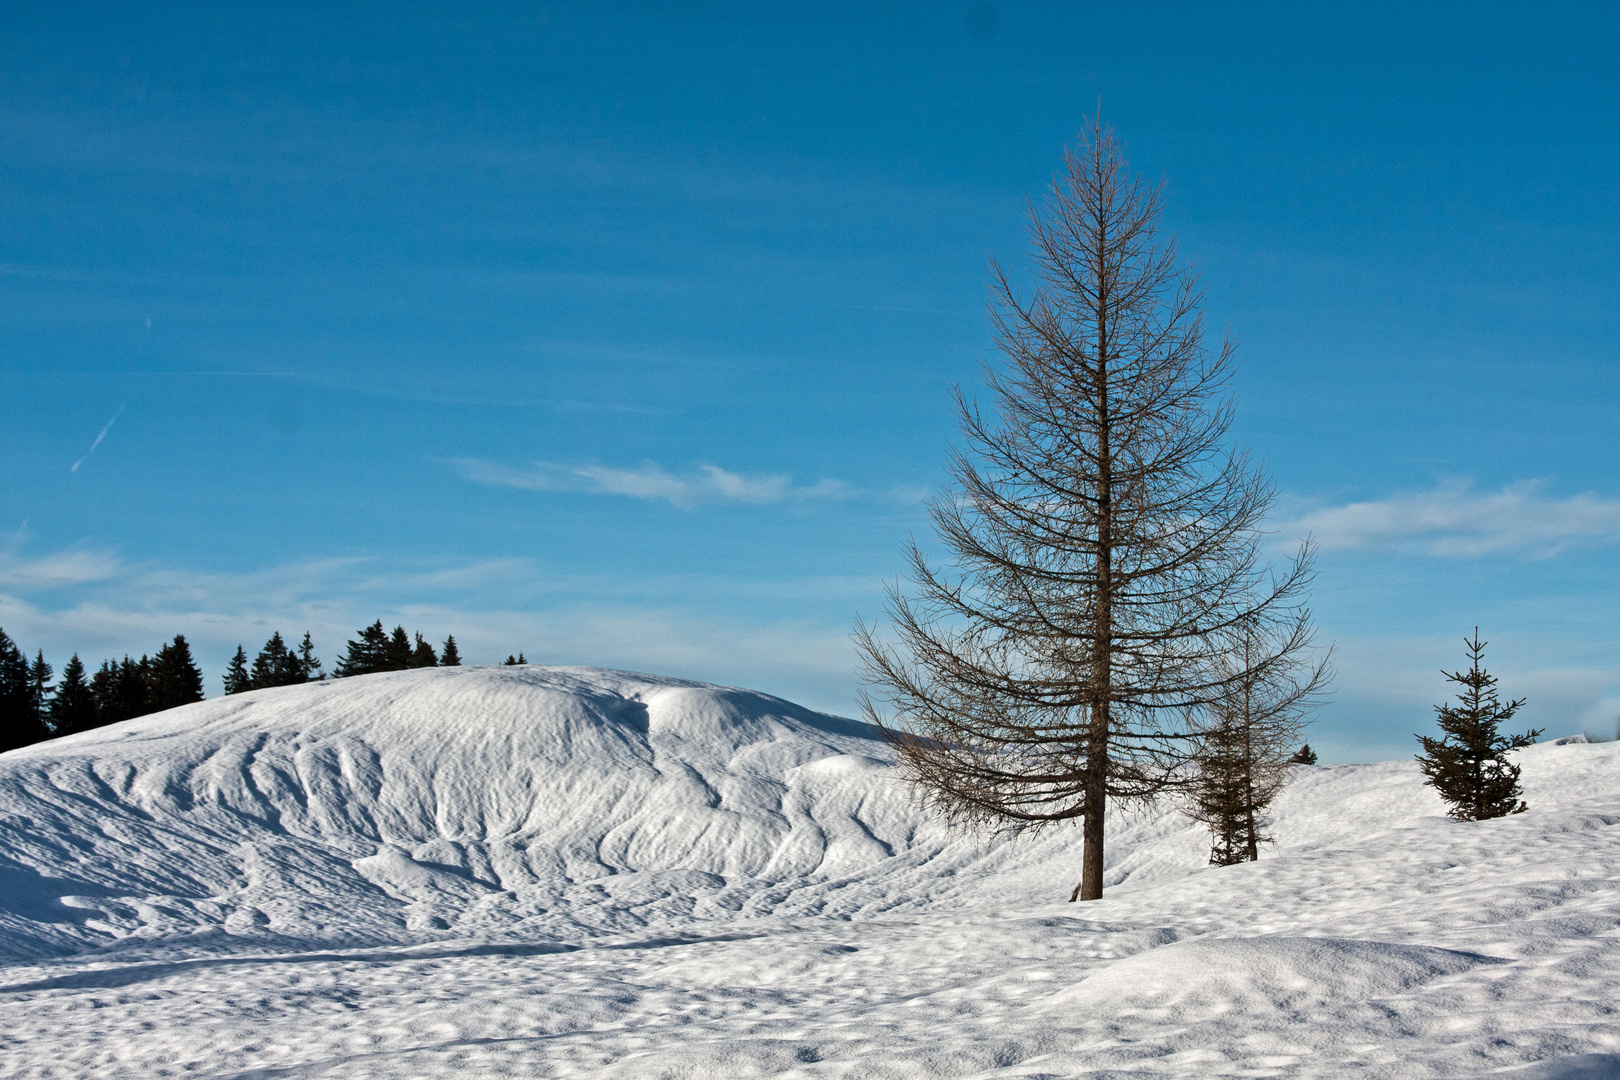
[1,2,1616,761]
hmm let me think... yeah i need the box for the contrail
[71,405,124,473]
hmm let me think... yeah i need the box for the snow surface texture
[1,665,1617,1079]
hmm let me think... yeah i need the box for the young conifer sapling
[1415,630,1541,821]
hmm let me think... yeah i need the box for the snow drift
[0,666,940,956]
[4,665,1620,1079]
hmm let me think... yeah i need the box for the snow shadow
[0,929,773,994]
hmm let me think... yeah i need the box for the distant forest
[0,622,523,753]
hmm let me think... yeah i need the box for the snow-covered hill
[3,666,1618,1079]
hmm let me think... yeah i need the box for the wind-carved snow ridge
[3,665,1620,1079]
[0,667,933,953]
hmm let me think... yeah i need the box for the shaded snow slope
[3,666,1620,1079]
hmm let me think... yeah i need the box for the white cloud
[1279,480,1620,558]
[0,548,123,590]
[0,547,865,715]
[450,458,852,508]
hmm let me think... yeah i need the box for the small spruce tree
[28,650,53,734]
[48,655,98,735]
[409,633,438,668]
[149,635,205,710]
[1288,744,1318,766]
[440,635,461,666]
[1415,630,1541,821]
[387,626,413,671]
[335,621,391,677]
[1185,623,1330,865]
[249,631,307,689]
[297,633,323,680]
[223,646,250,694]
[1188,719,1253,865]
[92,656,152,726]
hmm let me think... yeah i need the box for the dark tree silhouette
[0,628,47,752]
[336,622,431,676]
[148,635,205,711]
[27,651,52,732]
[297,633,323,681]
[48,655,97,735]
[248,632,308,689]
[387,626,413,670]
[335,621,392,677]
[223,646,251,695]
[91,657,151,726]
[440,635,462,666]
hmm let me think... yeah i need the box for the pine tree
[0,628,46,752]
[1416,630,1541,821]
[440,635,461,666]
[223,646,250,694]
[1289,744,1318,766]
[249,631,307,689]
[1188,719,1253,865]
[335,621,391,677]
[149,635,205,710]
[503,653,526,666]
[409,633,438,668]
[92,656,152,726]
[48,655,98,735]
[297,633,323,681]
[387,626,413,671]
[28,651,53,734]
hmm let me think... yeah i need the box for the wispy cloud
[0,547,864,714]
[1280,481,1620,558]
[0,548,123,590]
[70,405,125,473]
[449,458,852,508]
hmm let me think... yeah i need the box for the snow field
[1,666,1618,1078]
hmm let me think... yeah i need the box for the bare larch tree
[855,117,1322,902]
[1186,620,1332,865]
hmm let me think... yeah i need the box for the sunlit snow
[2,666,1616,1078]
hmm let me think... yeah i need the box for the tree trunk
[1072,773,1107,901]
[1242,682,1259,861]
[1073,203,1113,904]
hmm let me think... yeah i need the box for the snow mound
[0,666,926,957]
[1054,935,1493,1018]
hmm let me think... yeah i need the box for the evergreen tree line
[0,621,514,754]
[322,621,462,679]
[224,622,466,689]
[0,628,204,752]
